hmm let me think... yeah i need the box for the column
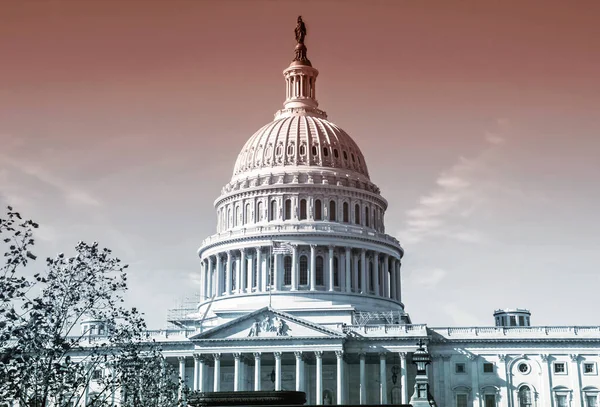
[295,351,305,391]
[498,355,510,407]
[193,354,201,391]
[390,259,397,301]
[236,253,243,293]
[254,353,262,391]
[570,354,583,407]
[469,355,479,407]
[234,353,241,391]
[541,354,553,407]
[379,353,388,404]
[225,252,232,295]
[273,253,280,291]
[200,260,206,301]
[340,252,346,291]
[383,255,389,298]
[399,352,408,404]
[291,245,298,291]
[396,261,402,302]
[274,352,282,391]
[213,354,221,391]
[178,356,186,401]
[248,251,255,292]
[216,255,223,297]
[336,351,345,405]
[359,353,367,404]
[315,351,323,405]
[373,253,380,296]
[345,247,352,293]
[207,256,214,298]
[310,245,317,291]
[353,254,359,292]
[328,245,335,291]
[240,356,246,391]
[360,249,367,294]
[256,248,263,292]
[240,249,247,293]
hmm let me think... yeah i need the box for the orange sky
[1,0,599,328]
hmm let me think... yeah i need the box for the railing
[431,326,600,338]
[342,324,428,336]
[200,223,401,248]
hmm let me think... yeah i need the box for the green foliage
[0,207,183,407]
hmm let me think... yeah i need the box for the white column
[216,255,223,297]
[193,354,201,391]
[400,352,408,404]
[310,244,317,291]
[241,249,248,293]
[390,259,397,301]
[571,354,583,407]
[255,248,262,292]
[200,260,206,301]
[213,354,221,391]
[345,247,352,293]
[240,356,246,391]
[498,355,510,407]
[207,256,214,298]
[360,249,367,294]
[469,355,479,407]
[295,351,305,391]
[336,351,345,405]
[234,353,241,391]
[359,353,367,404]
[178,356,186,401]
[396,261,402,302]
[225,252,232,295]
[328,245,335,291]
[443,355,452,407]
[274,352,282,391]
[291,245,298,291]
[254,353,262,391]
[316,351,323,405]
[383,255,389,298]
[236,253,243,294]
[353,254,359,292]
[373,253,380,296]
[248,251,255,292]
[380,352,388,404]
[273,253,280,291]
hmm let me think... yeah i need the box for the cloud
[398,120,511,245]
[411,268,447,289]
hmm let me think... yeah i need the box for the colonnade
[174,350,410,405]
[199,245,402,303]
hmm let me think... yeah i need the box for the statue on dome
[295,16,307,44]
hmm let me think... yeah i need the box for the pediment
[192,307,343,340]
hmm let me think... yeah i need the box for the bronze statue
[295,16,306,44]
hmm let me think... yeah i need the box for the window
[323,147,329,157]
[584,363,597,375]
[245,203,252,224]
[284,199,292,220]
[283,256,292,286]
[556,395,568,407]
[354,204,360,224]
[586,395,598,407]
[299,256,308,285]
[92,369,103,380]
[554,362,567,374]
[312,145,318,156]
[455,363,466,374]
[510,316,516,326]
[351,153,355,162]
[519,386,532,407]
[287,144,294,155]
[270,200,277,221]
[483,363,494,373]
[484,394,496,407]
[518,315,525,325]
[365,207,370,227]
[299,199,307,220]
[333,149,339,158]
[329,201,336,221]
[343,202,349,223]
[357,259,362,290]
[368,261,374,292]
[257,201,264,221]
[316,256,324,286]
[315,199,322,220]
[300,144,306,155]
[276,145,282,156]
[333,257,339,287]
[518,363,530,374]
[456,394,468,407]
[343,151,348,160]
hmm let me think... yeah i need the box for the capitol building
[107,18,599,407]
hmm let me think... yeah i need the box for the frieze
[247,315,289,337]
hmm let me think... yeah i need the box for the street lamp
[412,339,431,376]
[270,368,276,385]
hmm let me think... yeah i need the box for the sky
[1,0,599,329]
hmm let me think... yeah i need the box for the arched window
[343,202,349,223]
[354,204,360,224]
[228,207,232,228]
[270,200,277,221]
[323,147,329,157]
[287,144,294,155]
[315,199,322,220]
[284,199,292,220]
[299,199,307,220]
[333,149,339,158]
[299,256,308,285]
[329,201,336,221]
[519,386,532,407]
[343,151,348,160]
[257,201,264,221]
[333,257,339,287]
[276,145,282,156]
[316,256,324,286]
[311,146,318,156]
[300,144,306,155]
[245,203,251,224]
[231,261,237,291]
[283,256,292,286]
[365,207,370,227]
[235,206,240,226]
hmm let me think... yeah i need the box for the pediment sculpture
[248,315,289,337]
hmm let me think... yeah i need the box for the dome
[232,114,370,180]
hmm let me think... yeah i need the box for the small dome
[232,114,370,180]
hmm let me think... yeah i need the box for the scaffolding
[352,310,408,326]
[166,293,200,328]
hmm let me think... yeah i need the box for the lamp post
[409,339,437,407]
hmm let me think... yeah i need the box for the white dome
[232,114,370,180]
